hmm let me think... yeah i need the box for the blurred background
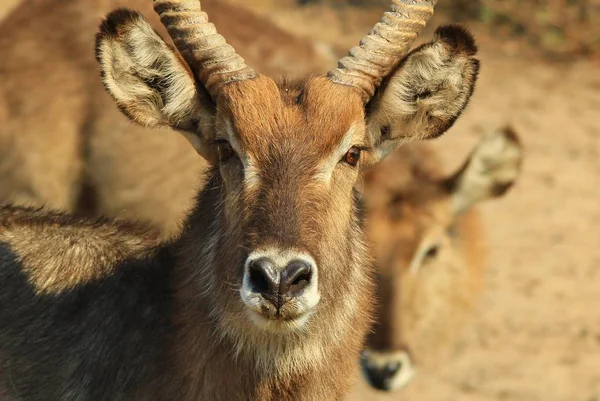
[0,0,599,400]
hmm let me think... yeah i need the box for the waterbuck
[360,127,523,391]
[0,0,479,399]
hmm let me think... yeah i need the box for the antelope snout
[361,349,415,392]
[241,250,320,329]
[248,257,313,307]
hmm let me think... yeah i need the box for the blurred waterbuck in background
[361,127,523,391]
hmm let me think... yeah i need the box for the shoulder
[0,205,161,294]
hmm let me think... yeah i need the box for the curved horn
[328,0,436,102]
[153,0,256,98]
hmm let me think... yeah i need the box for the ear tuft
[434,25,478,56]
[96,8,142,43]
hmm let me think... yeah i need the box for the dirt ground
[234,3,600,400]
[1,1,599,400]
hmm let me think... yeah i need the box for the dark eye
[424,244,440,260]
[343,147,362,166]
[216,141,234,163]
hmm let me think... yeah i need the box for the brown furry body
[0,170,372,400]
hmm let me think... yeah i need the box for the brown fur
[360,127,523,391]
[0,207,160,294]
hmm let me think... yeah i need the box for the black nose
[362,360,401,392]
[248,258,313,309]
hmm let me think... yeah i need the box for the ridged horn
[153,0,256,98]
[328,0,436,102]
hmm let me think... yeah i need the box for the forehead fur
[219,76,365,161]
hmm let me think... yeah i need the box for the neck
[154,170,374,400]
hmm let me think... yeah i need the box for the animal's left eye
[342,147,362,166]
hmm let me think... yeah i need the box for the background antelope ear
[366,25,480,161]
[95,9,215,155]
[445,126,523,215]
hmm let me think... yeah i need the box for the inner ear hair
[95,8,209,132]
[367,24,480,149]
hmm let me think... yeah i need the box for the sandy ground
[233,3,600,400]
[1,1,599,400]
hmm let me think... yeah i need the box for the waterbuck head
[95,0,479,358]
[361,127,523,391]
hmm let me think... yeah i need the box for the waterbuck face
[361,127,523,391]
[212,76,367,331]
[96,1,480,336]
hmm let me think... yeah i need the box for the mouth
[240,290,319,332]
[245,306,313,332]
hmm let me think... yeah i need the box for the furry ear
[366,25,480,161]
[445,126,523,214]
[95,9,214,152]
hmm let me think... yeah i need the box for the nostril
[248,258,278,295]
[292,270,311,287]
[281,260,312,297]
[249,266,269,294]
[290,270,312,295]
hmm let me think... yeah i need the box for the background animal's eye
[216,141,235,163]
[343,147,362,166]
[424,244,440,260]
